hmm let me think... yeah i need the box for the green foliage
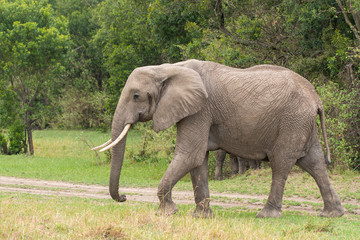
[147,0,205,61]
[103,149,111,164]
[316,81,359,170]
[8,120,26,155]
[0,0,359,169]
[51,0,106,94]
[0,132,9,154]
[0,84,19,127]
[0,0,71,154]
[55,89,110,130]
[350,156,360,172]
[128,122,176,164]
[93,0,161,113]
[326,30,352,80]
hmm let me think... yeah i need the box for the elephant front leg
[156,115,211,217]
[190,151,213,218]
[156,158,188,216]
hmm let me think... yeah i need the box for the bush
[55,89,111,130]
[350,156,360,172]
[0,132,8,154]
[129,122,176,163]
[316,81,359,170]
[8,121,26,155]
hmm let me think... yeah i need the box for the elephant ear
[153,65,208,132]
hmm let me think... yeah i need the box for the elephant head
[92,64,208,202]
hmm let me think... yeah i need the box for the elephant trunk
[109,115,128,202]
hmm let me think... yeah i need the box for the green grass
[1,192,359,239]
[0,129,359,202]
[0,129,360,239]
[0,129,169,186]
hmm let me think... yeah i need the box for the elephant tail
[318,106,331,164]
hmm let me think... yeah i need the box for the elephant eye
[133,93,140,101]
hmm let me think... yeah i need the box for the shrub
[55,89,111,130]
[316,81,359,170]
[8,121,26,155]
[350,156,360,172]
[0,132,8,154]
[129,122,176,163]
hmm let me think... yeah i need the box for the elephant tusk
[91,139,112,151]
[99,124,131,152]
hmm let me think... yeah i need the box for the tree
[50,0,106,92]
[337,0,360,43]
[0,0,70,155]
[93,0,161,113]
[147,0,207,62]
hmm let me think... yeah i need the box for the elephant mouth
[91,123,131,152]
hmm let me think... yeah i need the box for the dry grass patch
[1,193,359,239]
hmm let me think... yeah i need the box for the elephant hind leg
[256,154,297,218]
[215,150,226,180]
[296,140,344,217]
[229,154,239,176]
[238,157,248,175]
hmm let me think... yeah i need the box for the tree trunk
[27,124,34,155]
[24,128,28,155]
[24,111,34,155]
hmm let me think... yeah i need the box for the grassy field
[0,129,360,239]
[0,193,359,239]
[0,129,169,187]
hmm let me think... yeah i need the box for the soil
[0,176,358,216]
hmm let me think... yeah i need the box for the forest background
[0,0,359,171]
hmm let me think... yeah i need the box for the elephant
[214,149,261,180]
[92,59,344,218]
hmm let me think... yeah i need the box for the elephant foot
[191,204,213,218]
[191,199,213,218]
[256,204,282,218]
[155,201,178,216]
[114,194,126,202]
[319,205,345,217]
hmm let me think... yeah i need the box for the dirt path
[0,176,358,215]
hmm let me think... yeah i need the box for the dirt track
[0,176,358,215]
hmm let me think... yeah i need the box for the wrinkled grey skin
[215,149,261,180]
[109,59,344,218]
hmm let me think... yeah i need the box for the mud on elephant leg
[190,151,213,218]
[296,140,344,217]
